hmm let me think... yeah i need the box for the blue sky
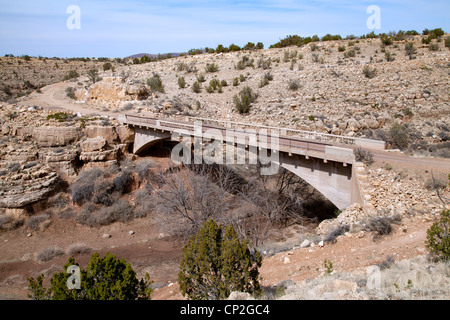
[0,0,449,58]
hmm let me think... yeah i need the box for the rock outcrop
[32,127,81,147]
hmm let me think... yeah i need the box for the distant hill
[125,52,185,59]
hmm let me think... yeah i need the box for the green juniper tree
[178,219,262,300]
[27,252,152,300]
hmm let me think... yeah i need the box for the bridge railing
[124,114,384,150]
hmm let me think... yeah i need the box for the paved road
[18,80,450,173]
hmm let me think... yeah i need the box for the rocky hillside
[51,34,449,158]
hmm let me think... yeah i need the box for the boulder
[300,239,311,248]
[80,136,107,152]
[84,126,118,144]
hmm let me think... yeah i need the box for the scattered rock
[102,233,111,239]
[300,239,311,248]
[227,291,255,300]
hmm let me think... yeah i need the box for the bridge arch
[275,153,353,210]
[133,127,171,154]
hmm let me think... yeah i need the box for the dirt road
[17,78,119,118]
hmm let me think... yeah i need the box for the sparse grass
[25,213,51,231]
[36,246,64,262]
[66,243,92,256]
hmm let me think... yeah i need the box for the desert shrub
[102,62,113,71]
[87,69,101,83]
[310,43,319,51]
[380,35,392,46]
[324,225,350,243]
[259,77,269,88]
[196,73,206,83]
[445,36,450,48]
[176,62,187,71]
[353,147,374,165]
[27,253,152,300]
[363,214,402,237]
[63,70,79,80]
[91,180,116,206]
[405,42,417,57]
[233,86,257,114]
[113,169,133,194]
[36,247,64,262]
[338,45,346,52]
[135,158,157,180]
[257,56,271,69]
[78,199,134,227]
[311,53,320,63]
[236,55,254,70]
[429,43,440,51]
[288,79,300,91]
[0,215,12,230]
[185,62,198,73]
[388,123,409,150]
[208,78,219,91]
[258,71,272,89]
[344,49,356,58]
[363,65,377,79]
[71,168,105,205]
[65,87,76,100]
[147,74,165,93]
[58,208,76,220]
[25,213,51,231]
[378,255,395,270]
[178,219,262,300]
[385,51,395,62]
[239,74,246,82]
[220,79,228,87]
[205,63,219,73]
[121,103,134,111]
[233,77,239,86]
[177,76,186,89]
[192,81,201,93]
[425,210,449,261]
[66,243,92,256]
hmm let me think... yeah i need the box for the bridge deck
[122,114,384,164]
